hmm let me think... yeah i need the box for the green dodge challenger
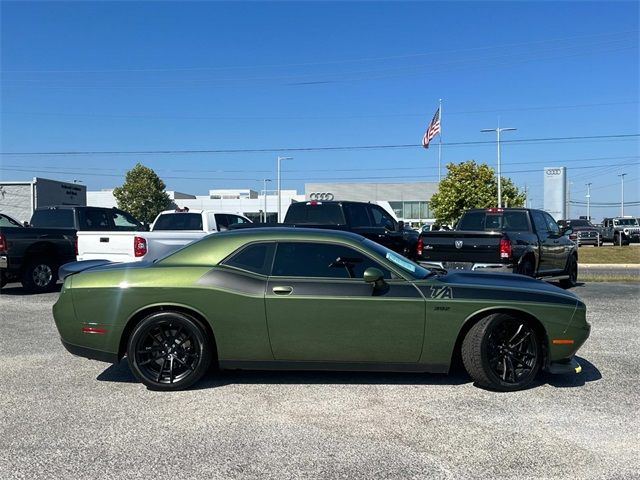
[53,228,590,392]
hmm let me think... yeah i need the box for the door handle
[272,286,293,295]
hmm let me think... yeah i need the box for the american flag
[422,107,441,149]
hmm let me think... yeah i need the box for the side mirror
[564,228,573,237]
[363,267,386,289]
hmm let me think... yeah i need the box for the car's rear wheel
[127,311,212,391]
[560,255,578,289]
[461,313,541,391]
[21,258,58,293]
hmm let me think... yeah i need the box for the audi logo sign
[546,169,563,175]
[309,193,335,201]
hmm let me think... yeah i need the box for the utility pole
[585,183,592,220]
[618,173,626,216]
[481,125,517,208]
[277,156,293,223]
[262,179,271,222]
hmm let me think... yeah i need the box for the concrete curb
[579,264,640,269]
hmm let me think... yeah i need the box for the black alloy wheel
[560,255,578,289]
[21,258,58,293]
[462,313,541,391]
[127,311,212,391]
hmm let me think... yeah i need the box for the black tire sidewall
[127,312,211,391]
[21,258,58,293]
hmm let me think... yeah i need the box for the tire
[0,275,6,289]
[127,311,212,391]
[21,258,58,293]
[516,257,535,277]
[461,313,541,392]
[560,255,578,289]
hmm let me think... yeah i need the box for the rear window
[457,211,530,232]
[153,213,203,231]
[285,203,346,225]
[30,209,75,228]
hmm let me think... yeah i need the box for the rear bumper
[61,339,119,364]
[418,260,513,273]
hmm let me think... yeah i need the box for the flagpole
[438,98,442,182]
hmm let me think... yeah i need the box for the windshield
[153,213,203,230]
[363,239,431,279]
[613,218,639,226]
[567,219,593,227]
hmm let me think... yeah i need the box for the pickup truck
[273,200,420,259]
[0,206,144,292]
[415,208,578,288]
[77,209,252,263]
[600,217,640,245]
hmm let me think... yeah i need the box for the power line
[1,133,638,156]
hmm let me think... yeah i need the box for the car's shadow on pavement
[0,283,62,296]
[96,356,601,390]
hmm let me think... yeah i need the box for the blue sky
[1,1,638,219]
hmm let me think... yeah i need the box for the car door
[531,210,555,274]
[543,212,572,271]
[264,241,425,363]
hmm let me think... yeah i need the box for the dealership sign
[309,192,335,201]
[543,166,567,221]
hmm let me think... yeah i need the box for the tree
[430,160,525,225]
[113,163,172,223]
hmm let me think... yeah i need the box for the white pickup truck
[77,209,252,263]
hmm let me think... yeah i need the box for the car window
[0,214,22,227]
[285,203,346,224]
[112,210,140,231]
[222,242,275,276]
[343,203,371,227]
[543,212,560,235]
[215,213,229,231]
[370,206,395,228]
[272,242,391,279]
[153,213,203,230]
[502,212,530,231]
[30,209,75,228]
[227,214,249,225]
[78,209,112,230]
[531,211,548,234]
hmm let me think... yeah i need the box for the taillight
[499,237,512,259]
[134,236,147,258]
[0,233,6,251]
[416,238,424,256]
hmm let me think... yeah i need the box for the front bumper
[547,356,582,375]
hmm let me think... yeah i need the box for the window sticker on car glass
[386,252,416,272]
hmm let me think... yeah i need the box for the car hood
[423,270,581,305]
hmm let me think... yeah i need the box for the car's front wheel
[560,255,578,289]
[127,311,212,391]
[461,313,542,391]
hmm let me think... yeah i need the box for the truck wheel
[461,313,541,391]
[516,258,535,277]
[0,275,6,289]
[560,255,578,289]
[21,258,58,293]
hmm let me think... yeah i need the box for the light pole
[481,126,517,208]
[277,156,293,223]
[585,183,592,220]
[262,179,271,223]
[618,173,626,216]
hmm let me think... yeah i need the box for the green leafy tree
[113,163,172,223]
[430,160,525,225]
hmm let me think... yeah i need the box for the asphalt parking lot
[1,281,639,480]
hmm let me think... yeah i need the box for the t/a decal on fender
[429,286,453,299]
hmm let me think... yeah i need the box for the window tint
[215,214,229,231]
[112,210,140,231]
[532,211,548,234]
[457,211,485,230]
[30,209,75,228]
[272,242,391,279]
[78,209,112,230]
[458,211,529,232]
[543,212,560,235]
[0,214,21,227]
[227,214,249,225]
[343,203,371,227]
[370,206,395,228]
[153,213,203,230]
[284,203,346,224]
[223,242,275,276]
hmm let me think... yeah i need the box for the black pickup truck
[234,200,419,258]
[0,206,144,292]
[415,208,578,288]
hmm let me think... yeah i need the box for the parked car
[600,217,640,245]
[77,208,252,263]
[1,206,144,292]
[416,208,578,288]
[557,219,602,247]
[54,228,590,392]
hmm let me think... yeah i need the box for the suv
[601,217,640,245]
[557,219,602,247]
